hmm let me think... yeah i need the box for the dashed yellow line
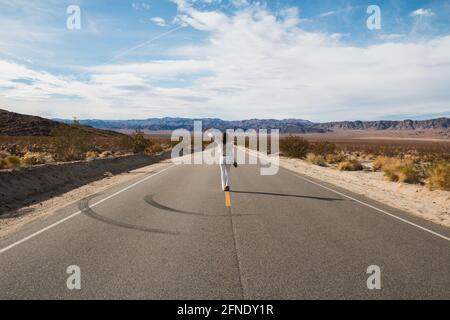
[225,191,231,208]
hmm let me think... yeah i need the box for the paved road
[0,159,449,299]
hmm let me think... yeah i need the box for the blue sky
[0,0,449,121]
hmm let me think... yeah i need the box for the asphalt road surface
[0,159,449,299]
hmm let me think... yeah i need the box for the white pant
[220,164,231,190]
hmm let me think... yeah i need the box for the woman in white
[219,132,237,191]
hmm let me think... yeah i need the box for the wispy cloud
[378,34,405,40]
[410,8,434,17]
[317,6,354,18]
[150,17,168,27]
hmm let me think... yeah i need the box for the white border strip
[0,164,176,254]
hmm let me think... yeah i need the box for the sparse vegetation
[373,156,388,171]
[52,122,93,161]
[338,159,363,171]
[21,152,54,166]
[306,153,327,167]
[374,157,421,183]
[325,153,346,164]
[277,135,449,189]
[120,129,153,154]
[149,142,163,154]
[280,136,310,159]
[0,125,171,171]
[85,151,99,160]
[310,140,336,157]
[1,156,21,169]
[330,138,449,163]
[427,162,450,191]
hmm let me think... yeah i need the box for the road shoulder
[0,160,173,240]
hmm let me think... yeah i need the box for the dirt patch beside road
[0,158,173,239]
[0,152,170,214]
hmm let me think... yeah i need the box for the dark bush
[280,136,310,159]
[310,140,336,156]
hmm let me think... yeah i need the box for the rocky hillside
[0,109,124,137]
[316,118,449,131]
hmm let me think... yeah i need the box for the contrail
[108,25,186,63]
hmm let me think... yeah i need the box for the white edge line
[249,149,450,242]
[288,171,450,242]
[0,164,177,254]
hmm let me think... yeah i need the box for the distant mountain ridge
[54,118,320,133]
[317,118,449,131]
[54,117,450,134]
[1,108,448,137]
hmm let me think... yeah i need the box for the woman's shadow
[230,190,343,202]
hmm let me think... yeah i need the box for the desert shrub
[121,130,152,154]
[383,168,398,181]
[381,157,421,183]
[2,156,21,169]
[373,156,388,171]
[338,159,363,171]
[52,123,93,161]
[325,153,346,164]
[280,136,310,159]
[306,153,327,167]
[427,162,450,191]
[0,159,6,169]
[149,143,163,154]
[21,152,47,166]
[397,166,421,183]
[310,140,336,157]
[85,151,99,160]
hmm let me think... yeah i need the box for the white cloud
[150,17,168,27]
[378,34,405,40]
[410,8,434,17]
[2,4,450,121]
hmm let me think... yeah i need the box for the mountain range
[0,108,448,137]
[54,117,450,135]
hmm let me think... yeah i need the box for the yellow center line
[225,191,231,208]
